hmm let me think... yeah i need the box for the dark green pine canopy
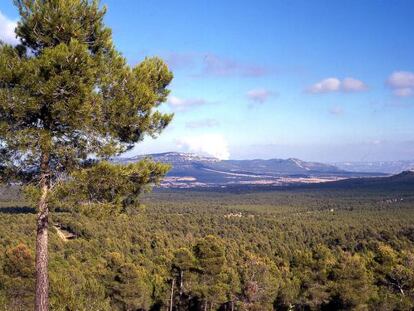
[0,0,173,187]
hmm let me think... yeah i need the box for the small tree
[172,247,197,307]
[2,244,35,309]
[0,1,173,310]
[193,235,228,309]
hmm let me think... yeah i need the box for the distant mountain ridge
[116,152,385,188]
[334,160,414,174]
[117,152,344,174]
[211,157,343,175]
[314,170,414,191]
[118,152,219,164]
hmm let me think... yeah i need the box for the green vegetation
[0,187,413,310]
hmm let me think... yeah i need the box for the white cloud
[307,77,367,94]
[393,88,413,97]
[307,78,341,93]
[0,11,18,45]
[387,71,414,88]
[342,77,368,92]
[387,71,414,97]
[168,95,207,111]
[177,133,230,160]
[246,88,274,103]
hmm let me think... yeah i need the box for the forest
[0,185,413,310]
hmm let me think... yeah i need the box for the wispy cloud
[167,95,208,111]
[164,52,197,70]
[201,53,271,77]
[307,77,368,94]
[387,71,414,97]
[177,133,230,160]
[185,118,220,129]
[164,52,273,78]
[328,105,344,116]
[0,11,18,45]
[246,88,275,104]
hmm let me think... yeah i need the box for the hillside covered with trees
[0,187,413,310]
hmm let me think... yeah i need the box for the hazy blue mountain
[116,152,385,188]
[117,152,343,175]
[211,158,343,175]
[334,160,414,174]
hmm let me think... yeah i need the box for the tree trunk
[169,278,175,311]
[35,153,50,311]
[179,270,183,295]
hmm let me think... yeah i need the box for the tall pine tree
[0,1,173,310]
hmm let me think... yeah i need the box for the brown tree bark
[35,153,50,311]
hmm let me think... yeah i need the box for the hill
[116,152,384,188]
[317,170,414,190]
[334,160,414,174]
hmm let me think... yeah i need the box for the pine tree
[0,1,173,310]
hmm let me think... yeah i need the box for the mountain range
[116,152,388,188]
[333,160,414,174]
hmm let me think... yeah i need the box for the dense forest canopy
[0,187,413,310]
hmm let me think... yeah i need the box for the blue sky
[1,1,414,161]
